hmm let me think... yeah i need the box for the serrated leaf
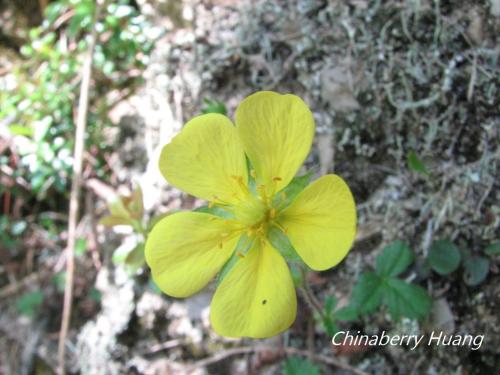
[484,242,500,256]
[272,170,315,210]
[383,279,432,320]
[267,226,301,262]
[375,240,413,277]
[334,305,359,321]
[428,240,461,275]
[282,357,320,375]
[350,271,384,314]
[407,150,429,175]
[463,255,490,286]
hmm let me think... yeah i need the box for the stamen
[270,208,276,219]
[280,192,287,201]
[272,176,282,182]
[208,201,215,208]
[274,221,289,235]
[237,252,245,258]
[257,184,268,202]
[218,242,223,249]
[231,175,250,198]
[250,169,257,179]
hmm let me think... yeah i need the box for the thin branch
[57,2,103,374]
[188,346,369,375]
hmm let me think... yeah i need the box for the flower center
[233,195,276,238]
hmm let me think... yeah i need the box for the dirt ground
[0,0,499,374]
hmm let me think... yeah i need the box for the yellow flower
[145,91,356,338]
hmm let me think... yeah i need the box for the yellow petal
[159,113,248,205]
[210,241,297,338]
[145,212,240,298]
[235,91,314,197]
[277,174,356,271]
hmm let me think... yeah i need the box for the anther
[237,252,245,258]
[250,170,257,178]
[272,176,282,182]
[270,208,276,218]
[218,242,223,249]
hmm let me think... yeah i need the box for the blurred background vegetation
[0,0,498,374]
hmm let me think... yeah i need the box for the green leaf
[16,291,44,317]
[267,226,302,262]
[407,150,429,175]
[8,125,33,136]
[112,242,141,265]
[75,238,87,257]
[383,279,432,320]
[272,170,315,209]
[201,98,227,115]
[108,198,131,219]
[52,271,66,293]
[463,255,490,286]
[334,305,359,321]
[322,296,339,336]
[350,272,384,314]
[88,287,102,302]
[282,357,320,375]
[484,242,500,256]
[428,240,461,275]
[375,240,413,277]
[125,243,145,271]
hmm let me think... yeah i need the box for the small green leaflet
[375,240,413,277]
[282,357,320,375]
[16,291,44,317]
[428,240,461,275]
[463,255,490,286]
[407,150,429,175]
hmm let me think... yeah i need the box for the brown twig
[188,346,369,375]
[57,2,103,374]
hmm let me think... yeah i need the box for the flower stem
[299,266,326,321]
